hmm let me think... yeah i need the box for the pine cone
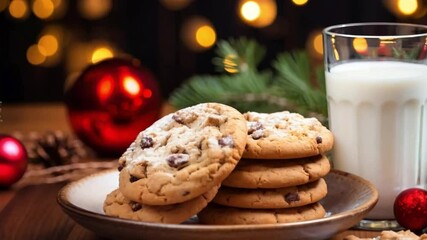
[25,131,90,168]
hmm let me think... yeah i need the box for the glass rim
[323,22,427,39]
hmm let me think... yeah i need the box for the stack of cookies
[198,111,333,225]
[103,103,334,225]
[103,103,248,224]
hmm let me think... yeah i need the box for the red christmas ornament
[0,135,28,187]
[393,188,427,231]
[65,58,162,156]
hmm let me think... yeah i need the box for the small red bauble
[65,58,162,156]
[393,188,427,231]
[0,135,28,187]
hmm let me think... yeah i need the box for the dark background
[0,0,407,103]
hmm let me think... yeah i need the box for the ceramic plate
[57,169,378,240]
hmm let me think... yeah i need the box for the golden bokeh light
[397,0,418,15]
[313,34,323,55]
[195,25,216,48]
[160,0,192,11]
[66,41,116,73]
[78,0,112,20]
[8,0,29,19]
[292,0,309,6]
[306,30,323,59]
[91,47,114,64]
[240,1,260,21]
[383,0,426,18]
[38,34,58,56]
[33,0,54,19]
[27,44,47,65]
[353,37,368,53]
[181,16,216,52]
[238,0,277,28]
[0,0,9,12]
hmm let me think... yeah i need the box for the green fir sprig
[169,38,327,118]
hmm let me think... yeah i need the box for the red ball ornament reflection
[393,188,427,231]
[0,135,28,187]
[65,58,162,156]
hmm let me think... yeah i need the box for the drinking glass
[323,22,427,230]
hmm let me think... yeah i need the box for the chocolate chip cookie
[222,155,330,189]
[243,111,333,159]
[213,178,327,209]
[118,103,247,205]
[104,185,219,223]
[198,202,326,225]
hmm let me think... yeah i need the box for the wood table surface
[0,103,385,240]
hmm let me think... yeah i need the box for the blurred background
[2,0,422,103]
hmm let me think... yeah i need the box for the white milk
[326,61,427,219]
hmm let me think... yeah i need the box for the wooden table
[0,104,383,239]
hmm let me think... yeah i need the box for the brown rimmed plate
[57,169,378,240]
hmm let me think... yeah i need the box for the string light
[32,0,55,19]
[91,47,114,64]
[383,0,425,18]
[27,44,47,65]
[38,34,58,56]
[78,0,112,20]
[195,25,216,48]
[240,1,260,21]
[306,30,323,59]
[397,0,418,15]
[181,16,217,52]
[8,0,29,19]
[238,0,277,28]
[292,0,309,6]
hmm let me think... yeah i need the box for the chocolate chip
[166,154,190,169]
[218,135,234,148]
[172,112,198,125]
[251,130,264,140]
[316,136,323,144]
[130,175,139,183]
[130,201,142,211]
[284,192,300,204]
[248,122,263,134]
[172,114,184,124]
[118,161,126,172]
[140,136,154,149]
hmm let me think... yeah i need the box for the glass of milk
[323,22,427,230]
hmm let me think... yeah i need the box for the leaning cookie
[243,111,333,159]
[198,202,326,225]
[118,103,247,205]
[222,155,330,189]
[213,178,327,209]
[104,185,220,224]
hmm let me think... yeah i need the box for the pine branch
[212,38,266,73]
[272,51,327,116]
[169,38,327,118]
[169,70,288,113]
